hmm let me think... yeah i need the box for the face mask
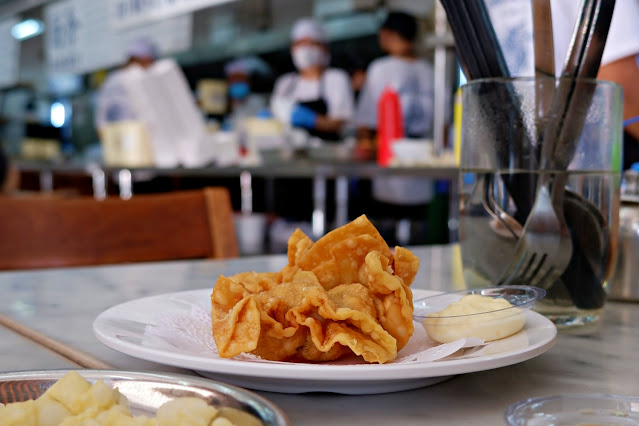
[228,82,250,100]
[292,45,327,70]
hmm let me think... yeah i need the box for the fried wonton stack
[211,215,419,364]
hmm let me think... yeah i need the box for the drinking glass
[459,77,622,328]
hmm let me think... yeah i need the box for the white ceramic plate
[94,289,557,395]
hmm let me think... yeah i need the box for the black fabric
[285,73,341,142]
[299,97,339,142]
[381,11,418,42]
[0,147,7,189]
[623,130,639,170]
[272,177,337,222]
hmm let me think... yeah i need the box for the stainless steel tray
[0,369,289,425]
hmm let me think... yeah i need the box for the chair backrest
[0,187,239,270]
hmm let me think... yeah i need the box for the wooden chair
[0,187,239,270]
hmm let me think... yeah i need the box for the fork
[498,172,572,288]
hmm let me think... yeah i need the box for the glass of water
[459,77,622,328]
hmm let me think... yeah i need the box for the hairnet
[381,11,418,42]
[127,39,159,60]
[291,18,327,43]
[224,56,272,77]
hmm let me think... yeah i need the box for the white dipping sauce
[422,294,526,343]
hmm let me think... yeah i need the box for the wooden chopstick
[0,313,113,370]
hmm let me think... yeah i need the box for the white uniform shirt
[552,0,639,67]
[487,0,639,76]
[94,68,138,130]
[355,56,434,137]
[355,56,436,206]
[271,68,354,120]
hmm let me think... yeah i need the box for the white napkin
[142,303,527,365]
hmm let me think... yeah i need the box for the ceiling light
[50,102,65,128]
[11,19,44,41]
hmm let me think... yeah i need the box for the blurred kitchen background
[0,0,461,255]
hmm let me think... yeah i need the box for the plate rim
[93,289,557,381]
[0,369,290,425]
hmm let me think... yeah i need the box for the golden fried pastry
[211,215,420,364]
[280,215,392,290]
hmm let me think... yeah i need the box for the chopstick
[0,313,113,370]
[441,3,480,79]
[461,0,511,78]
[532,0,556,79]
[532,0,556,163]
[440,0,510,79]
[440,0,536,221]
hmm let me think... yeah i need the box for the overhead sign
[0,18,20,88]
[45,0,192,75]
[110,0,235,29]
[44,0,81,74]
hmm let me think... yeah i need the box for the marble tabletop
[0,327,75,371]
[1,245,638,425]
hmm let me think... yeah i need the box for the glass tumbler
[459,77,622,328]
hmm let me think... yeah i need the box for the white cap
[224,56,271,77]
[127,39,158,60]
[291,18,327,43]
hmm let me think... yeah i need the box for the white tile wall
[0,17,19,88]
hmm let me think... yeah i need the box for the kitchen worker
[271,18,354,141]
[355,11,434,151]
[354,11,436,225]
[224,56,271,131]
[94,39,159,134]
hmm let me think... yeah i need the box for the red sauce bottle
[377,86,404,167]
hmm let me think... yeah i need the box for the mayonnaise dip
[422,294,525,343]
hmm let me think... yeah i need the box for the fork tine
[529,264,559,288]
[498,252,532,285]
[524,254,549,282]
[510,253,561,289]
[499,251,554,287]
[518,253,540,282]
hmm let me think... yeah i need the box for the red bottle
[377,86,404,167]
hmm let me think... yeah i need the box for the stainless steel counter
[15,158,460,240]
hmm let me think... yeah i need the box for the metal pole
[89,165,107,200]
[432,0,450,156]
[240,171,253,215]
[335,175,349,228]
[448,177,459,242]
[39,170,53,193]
[312,172,327,239]
[118,169,132,200]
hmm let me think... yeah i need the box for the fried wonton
[211,215,420,363]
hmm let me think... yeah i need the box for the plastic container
[391,139,433,166]
[100,120,154,167]
[505,394,639,425]
[234,213,267,256]
[413,286,546,343]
